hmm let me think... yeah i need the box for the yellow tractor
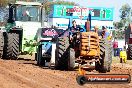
[54,12,113,85]
[54,17,112,74]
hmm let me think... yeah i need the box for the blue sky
[65,0,132,21]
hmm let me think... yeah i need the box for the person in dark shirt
[70,20,80,32]
[70,20,81,40]
[69,20,83,49]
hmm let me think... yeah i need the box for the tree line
[113,3,132,39]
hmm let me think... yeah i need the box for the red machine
[125,24,132,59]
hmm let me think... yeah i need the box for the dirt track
[0,57,132,88]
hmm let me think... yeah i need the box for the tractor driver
[70,20,81,41]
[23,9,32,21]
[71,20,80,32]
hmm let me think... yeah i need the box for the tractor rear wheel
[107,40,112,72]
[0,33,4,59]
[68,48,75,70]
[55,37,75,70]
[3,33,19,59]
[97,38,112,73]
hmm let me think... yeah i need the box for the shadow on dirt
[17,57,35,61]
[13,57,36,65]
[16,57,51,70]
[2,56,77,72]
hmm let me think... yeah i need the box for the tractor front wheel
[37,45,45,66]
[55,37,75,70]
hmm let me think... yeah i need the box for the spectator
[113,38,118,56]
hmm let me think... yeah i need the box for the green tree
[44,0,78,15]
[119,3,132,27]
[113,22,123,29]
[0,0,39,7]
[113,3,132,39]
[0,0,16,7]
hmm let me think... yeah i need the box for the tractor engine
[70,31,100,69]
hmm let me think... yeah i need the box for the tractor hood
[15,21,41,53]
[15,21,41,40]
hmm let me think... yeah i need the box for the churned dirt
[0,55,131,88]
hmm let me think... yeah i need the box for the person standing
[113,38,118,56]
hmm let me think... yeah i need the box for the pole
[41,0,48,27]
[88,12,91,30]
[41,4,45,27]
[80,7,83,26]
[68,13,73,29]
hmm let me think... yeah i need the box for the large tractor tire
[96,38,112,73]
[3,33,19,59]
[127,44,132,60]
[0,33,4,58]
[107,40,113,72]
[55,37,75,70]
[68,48,75,70]
[37,45,45,66]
